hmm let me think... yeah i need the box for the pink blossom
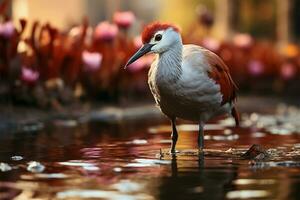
[0,21,15,38]
[82,51,103,72]
[94,21,118,42]
[133,36,143,49]
[113,11,135,29]
[280,63,296,80]
[248,60,264,76]
[233,33,253,49]
[201,37,220,52]
[127,55,153,72]
[21,67,39,84]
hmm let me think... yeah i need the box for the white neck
[157,42,183,82]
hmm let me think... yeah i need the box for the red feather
[141,22,180,44]
[204,50,239,126]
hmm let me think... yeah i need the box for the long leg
[170,118,178,153]
[198,121,204,152]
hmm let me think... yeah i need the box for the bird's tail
[231,106,240,127]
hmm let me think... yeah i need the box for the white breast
[148,45,228,122]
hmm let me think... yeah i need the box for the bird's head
[125,22,181,68]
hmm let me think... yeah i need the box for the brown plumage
[204,50,240,126]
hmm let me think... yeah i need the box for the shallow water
[1,109,300,200]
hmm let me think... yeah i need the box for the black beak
[125,43,154,68]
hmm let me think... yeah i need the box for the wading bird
[125,22,239,153]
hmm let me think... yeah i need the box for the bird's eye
[154,34,162,41]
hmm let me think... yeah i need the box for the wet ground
[1,98,300,200]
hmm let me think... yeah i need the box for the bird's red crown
[141,22,180,44]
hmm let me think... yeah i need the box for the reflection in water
[0,163,12,172]
[160,153,237,200]
[233,179,276,185]
[56,189,155,200]
[26,161,45,173]
[226,190,271,199]
[1,117,300,199]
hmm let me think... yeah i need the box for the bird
[125,22,239,153]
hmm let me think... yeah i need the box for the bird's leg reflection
[171,152,204,177]
[171,155,178,177]
[198,151,205,169]
[198,121,204,152]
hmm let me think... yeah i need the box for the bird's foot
[169,149,179,156]
[198,147,204,156]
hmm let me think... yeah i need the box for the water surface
[1,108,300,200]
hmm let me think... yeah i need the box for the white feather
[148,30,232,122]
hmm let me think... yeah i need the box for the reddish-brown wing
[203,49,239,126]
[203,49,237,105]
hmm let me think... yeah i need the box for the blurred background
[2,2,300,199]
[1,0,300,109]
